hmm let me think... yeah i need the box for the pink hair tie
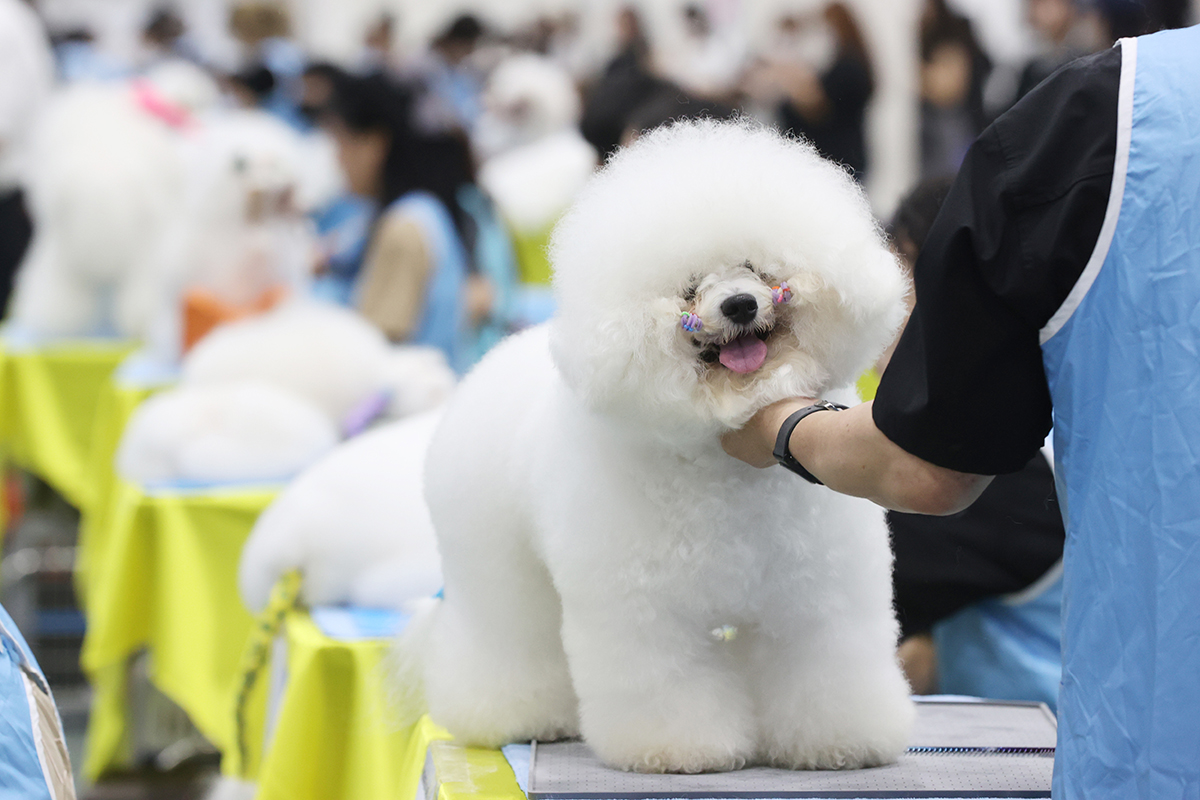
[680,312,703,333]
[132,79,192,129]
[771,282,792,305]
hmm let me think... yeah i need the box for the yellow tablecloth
[222,572,451,800]
[75,377,164,598]
[424,740,524,800]
[79,480,277,779]
[0,337,138,510]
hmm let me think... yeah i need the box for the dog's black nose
[720,294,758,324]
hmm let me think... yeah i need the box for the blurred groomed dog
[395,119,914,773]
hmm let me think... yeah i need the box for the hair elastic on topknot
[680,312,703,332]
[771,282,792,305]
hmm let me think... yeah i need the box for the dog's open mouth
[699,327,772,373]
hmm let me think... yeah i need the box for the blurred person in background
[356,13,396,77]
[580,5,673,160]
[324,73,479,371]
[918,0,991,179]
[139,6,206,68]
[227,62,276,108]
[299,63,377,308]
[229,1,306,128]
[1015,0,1103,101]
[0,0,54,316]
[409,14,487,136]
[52,26,130,82]
[742,3,875,182]
[883,177,1064,708]
[655,3,747,102]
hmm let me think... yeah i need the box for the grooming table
[527,700,1054,800]
[423,699,1055,800]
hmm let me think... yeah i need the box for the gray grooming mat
[524,700,1056,799]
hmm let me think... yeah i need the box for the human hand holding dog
[723,399,993,515]
[721,398,816,468]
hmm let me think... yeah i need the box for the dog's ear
[549,299,697,420]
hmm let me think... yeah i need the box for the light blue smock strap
[381,191,470,372]
[1040,28,1200,799]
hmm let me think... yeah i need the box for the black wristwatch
[772,400,848,484]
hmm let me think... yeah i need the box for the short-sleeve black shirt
[873,46,1121,475]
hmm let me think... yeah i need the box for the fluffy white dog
[475,54,597,242]
[116,301,456,485]
[114,381,338,486]
[396,119,913,773]
[238,410,443,612]
[8,83,184,338]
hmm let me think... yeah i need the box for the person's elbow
[885,460,992,516]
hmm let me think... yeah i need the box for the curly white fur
[475,53,597,235]
[115,381,338,486]
[117,301,456,485]
[8,83,184,338]
[181,301,455,424]
[396,119,913,773]
[238,410,444,613]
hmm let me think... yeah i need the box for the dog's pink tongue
[719,334,768,374]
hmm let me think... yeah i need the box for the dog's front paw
[764,740,904,771]
[603,742,750,774]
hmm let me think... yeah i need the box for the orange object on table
[182,285,289,353]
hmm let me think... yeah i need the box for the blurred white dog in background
[116,302,455,486]
[396,119,914,773]
[8,83,184,339]
[238,410,443,613]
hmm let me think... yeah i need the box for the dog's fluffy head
[548,119,907,435]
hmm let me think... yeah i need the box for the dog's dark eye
[743,260,755,271]
[682,284,697,303]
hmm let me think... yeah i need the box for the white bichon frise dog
[238,410,443,613]
[8,83,184,338]
[395,119,913,773]
[116,302,456,485]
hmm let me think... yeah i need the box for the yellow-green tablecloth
[0,336,138,510]
[80,480,278,779]
[75,376,165,598]
[511,225,555,286]
[226,597,452,799]
[424,739,524,800]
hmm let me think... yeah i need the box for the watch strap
[772,400,848,484]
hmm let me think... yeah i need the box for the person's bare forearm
[722,400,992,515]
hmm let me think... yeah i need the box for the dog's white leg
[113,261,160,340]
[751,615,914,769]
[9,241,99,336]
[556,587,758,774]
[421,529,580,747]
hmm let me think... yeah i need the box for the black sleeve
[873,46,1121,475]
[890,452,1065,639]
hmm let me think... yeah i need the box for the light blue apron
[933,564,1063,711]
[1039,27,1200,798]
[0,603,66,798]
[366,191,469,373]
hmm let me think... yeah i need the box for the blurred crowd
[2,0,1195,373]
